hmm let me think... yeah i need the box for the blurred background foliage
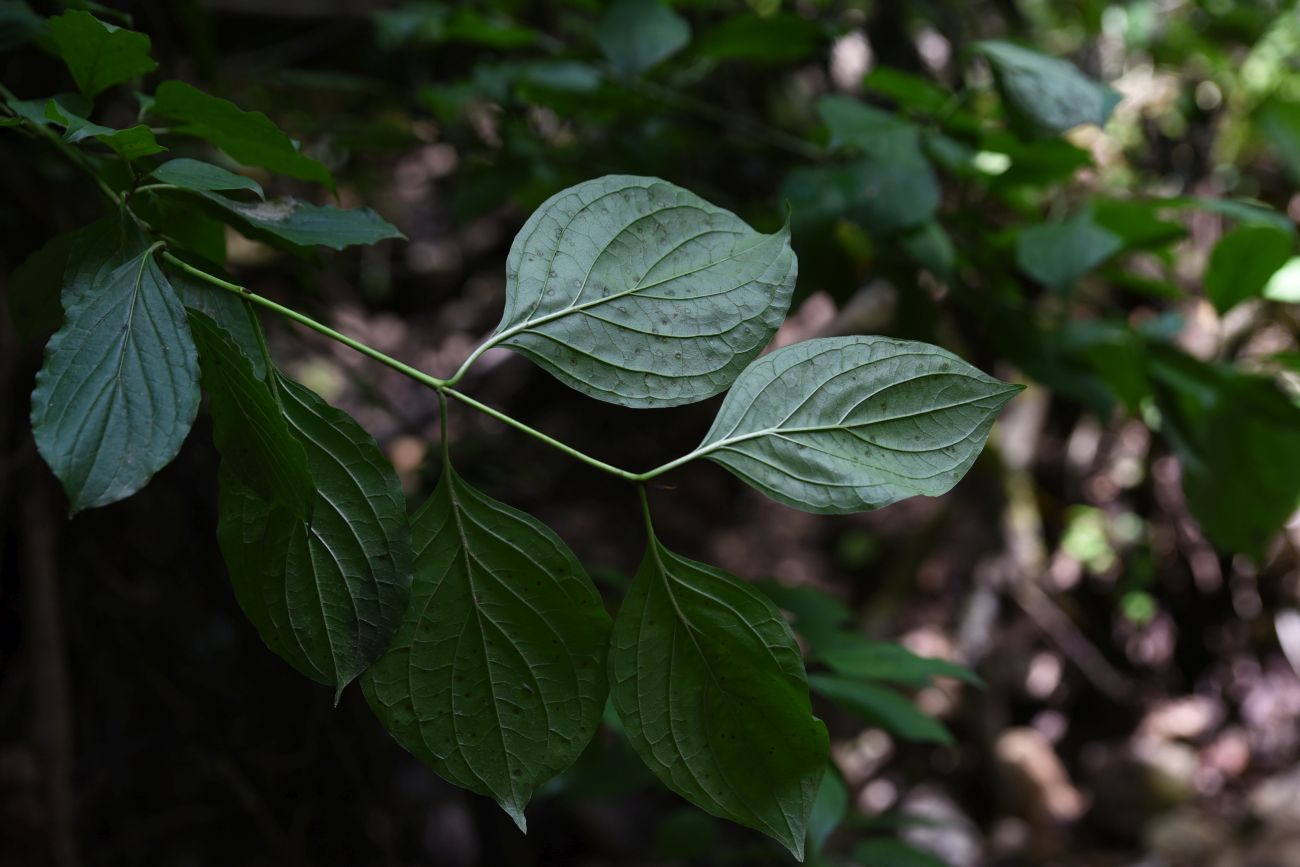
[2,0,1300,865]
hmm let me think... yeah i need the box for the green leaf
[609,537,828,860]
[363,464,610,830]
[188,312,313,519]
[97,125,165,159]
[695,13,820,62]
[697,336,1021,515]
[216,376,412,695]
[1147,348,1300,556]
[0,1,43,53]
[149,157,264,199]
[194,192,403,251]
[596,0,690,76]
[808,765,848,857]
[819,638,984,689]
[166,259,266,376]
[1257,98,1300,186]
[1204,225,1294,314]
[853,838,947,867]
[863,67,953,116]
[489,175,797,407]
[818,96,920,157]
[48,10,157,98]
[755,581,853,653]
[808,675,953,745]
[899,221,955,279]
[1016,211,1124,291]
[974,40,1120,138]
[8,230,76,341]
[30,219,200,512]
[783,159,939,237]
[152,81,334,189]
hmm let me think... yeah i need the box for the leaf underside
[30,219,200,512]
[496,175,797,407]
[609,541,828,860]
[363,465,611,830]
[216,377,411,695]
[700,336,1022,514]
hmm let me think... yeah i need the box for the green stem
[637,484,657,540]
[162,250,702,481]
[161,251,449,391]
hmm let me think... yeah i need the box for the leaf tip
[500,798,528,834]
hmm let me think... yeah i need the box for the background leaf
[47,10,157,97]
[808,675,954,745]
[216,377,412,696]
[1204,224,1294,314]
[193,192,403,251]
[30,220,199,512]
[1016,210,1125,291]
[698,336,1021,514]
[596,0,690,77]
[152,81,334,189]
[363,464,611,830]
[975,40,1120,137]
[491,175,797,407]
[609,538,828,860]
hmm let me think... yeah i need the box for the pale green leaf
[610,538,828,860]
[363,464,610,830]
[48,10,157,97]
[975,40,1120,137]
[188,312,313,519]
[216,377,412,695]
[698,336,1021,515]
[195,192,404,250]
[596,0,691,76]
[30,219,200,512]
[149,157,265,199]
[808,675,953,744]
[152,80,334,189]
[1205,225,1294,314]
[491,175,797,407]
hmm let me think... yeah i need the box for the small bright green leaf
[808,765,848,857]
[188,312,313,519]
[1204,225,1294,314]
[150,158,264,198]
[195,192,403,250]
[819,639,984,689]
[698,336,1021,515]
[363,464,610,830]
[166,259,265,376]
[863,67,952,116]
[97,125,165,159]
[8,230,76,341]
[152,81,334,189]
[30,219,200,512]
[1264,257,1300,303]
[491,175,797,407]
[853,838,947,867]
[48,10,157,98]
[808,675,953,745]
[596,0,690,76]
[1016,211,1124,291]
[695,13,820,62]
[975,40,1120,137]
[610,539,828,860]
[217,376,411,695]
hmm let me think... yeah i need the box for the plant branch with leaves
[4,9,1023,861]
